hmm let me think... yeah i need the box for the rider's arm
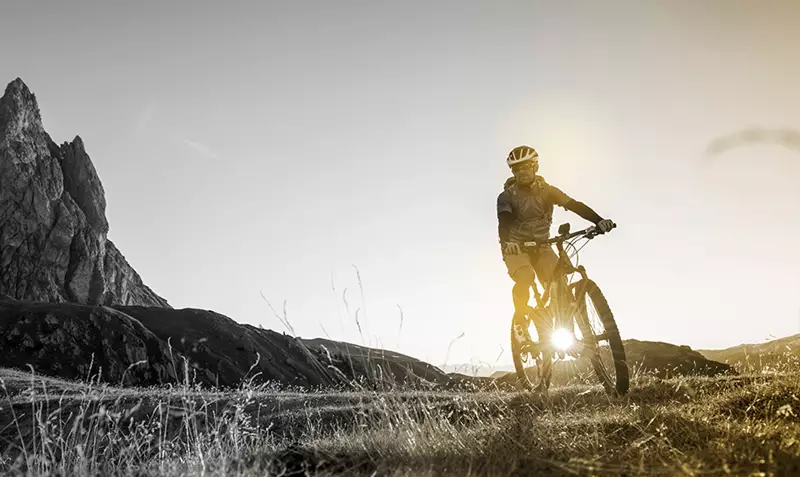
[564,200,604,225]
[498,211,514,242]
[497,191,514,242]
[545,182,605,225]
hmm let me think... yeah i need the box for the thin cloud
[706,127,800,156]
[182,138,218,158]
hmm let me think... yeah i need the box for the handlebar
[522,222,616,248]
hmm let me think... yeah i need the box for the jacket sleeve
[544,181,604,224]
[564,200,604,224]
[497,191,513,242]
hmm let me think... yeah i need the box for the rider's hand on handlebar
[596,219,616,234]
[502,242,523,256]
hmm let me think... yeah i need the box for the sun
[551,328,575,351]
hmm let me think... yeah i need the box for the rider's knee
[512,266,535,287]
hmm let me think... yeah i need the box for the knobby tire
[574,279,629,396]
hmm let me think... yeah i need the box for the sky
[2,0,799,368]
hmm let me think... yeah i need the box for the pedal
[513,325,529,345]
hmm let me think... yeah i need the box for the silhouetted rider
[497,145,615,341]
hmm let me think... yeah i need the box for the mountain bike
[510,222,629,396]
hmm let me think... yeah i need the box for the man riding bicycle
[498,145,615,342]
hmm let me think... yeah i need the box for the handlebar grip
[596,222,617,234]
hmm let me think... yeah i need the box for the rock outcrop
[0,298,178,386]
[623,339,734,378]
[0,78,168,307]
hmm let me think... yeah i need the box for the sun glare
[551,328,575,351]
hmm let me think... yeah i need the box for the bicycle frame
[525,226,593,311]
[511,222,626,394]
[522,225,600,350]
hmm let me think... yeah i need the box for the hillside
[0,296,454,389]
[698,334,800,372]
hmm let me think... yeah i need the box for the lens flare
[551,328,574,351]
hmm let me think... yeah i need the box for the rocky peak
[0,77,169,308]
[0,78,45,142]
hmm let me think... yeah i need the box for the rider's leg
[529,247,559,335]
[531,246,558,285]
[512,280,531,320]
[503,252,536,333]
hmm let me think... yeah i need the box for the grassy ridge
[1,366,799,476]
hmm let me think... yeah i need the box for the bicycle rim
[574,279,629,396]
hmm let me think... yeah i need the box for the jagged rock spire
[0,77,169,308]
[0,78,45,141]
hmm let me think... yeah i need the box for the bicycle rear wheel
[511,308,553,392]
[573,279,629,396]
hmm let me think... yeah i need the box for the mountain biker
[498,145,615,341]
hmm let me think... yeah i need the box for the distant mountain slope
[697,334,800,371]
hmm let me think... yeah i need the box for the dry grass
[1,364,799,476]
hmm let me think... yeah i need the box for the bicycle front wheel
[574,279,629,396]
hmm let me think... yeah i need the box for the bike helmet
[506,145,539,168]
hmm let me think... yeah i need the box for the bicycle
[510,222,629,396]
